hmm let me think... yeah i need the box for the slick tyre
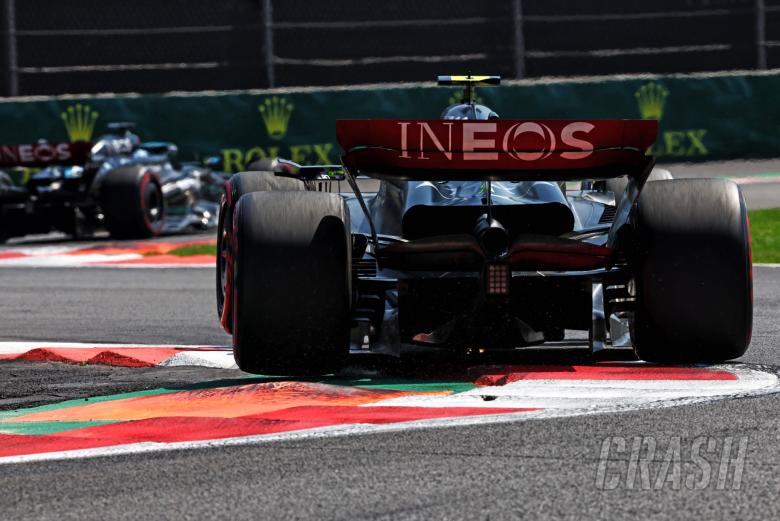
[216,172,305,333]
[101,166,164,239]
[607,168,673,207]
[632,178,752,363]
[231,191,351,375]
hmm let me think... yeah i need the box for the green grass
[749,208,780,263]
[167,243,217,257]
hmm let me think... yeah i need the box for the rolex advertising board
[0,71,778,180]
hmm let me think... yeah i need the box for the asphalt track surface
[666,158,780,209]
[1,162,779,520]
[0,267,778,520]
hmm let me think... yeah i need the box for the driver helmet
[441,103,499,120]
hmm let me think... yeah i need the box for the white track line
[0,257,212,269]
[729,175,780,185]
[0,341,226,355]
[0,253,142,267]
[158,351,237,369]
[89,263,212,269]
[370,374,774,409]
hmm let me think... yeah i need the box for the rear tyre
[632,179,752,363]
[101,166,164,239]
[232,191,351,375]
[216,172,305,333]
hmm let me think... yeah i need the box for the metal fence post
[2,0,18,96]
[513,0,526,79]
[262,0,275,88]
[757,0,767,69]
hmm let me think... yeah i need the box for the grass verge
[749,208,780,263]
[167,243,217,257]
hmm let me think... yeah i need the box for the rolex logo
[635,82,669,121]
[258,96,294,140]
[61,103,99,142]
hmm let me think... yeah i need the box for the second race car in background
[0,123,228,242]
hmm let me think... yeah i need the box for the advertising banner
[0,71,777,181]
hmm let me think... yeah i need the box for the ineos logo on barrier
[0,143,73,165]
[397,121,596,161]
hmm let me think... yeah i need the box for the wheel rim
[216,194,233,333]
[219,225,229,302]
[143,180,164,228]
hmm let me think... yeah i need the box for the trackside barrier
[0,70,779,181]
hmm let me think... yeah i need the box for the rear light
[485,263,510,296]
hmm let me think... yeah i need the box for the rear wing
[0,141,92,168]
[336,119,657,181]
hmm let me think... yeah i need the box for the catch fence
[1,0,778,96]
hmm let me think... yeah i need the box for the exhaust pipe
[474,214,509,257]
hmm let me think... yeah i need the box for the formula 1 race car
[0,123,227,242]
[216,75,753,375]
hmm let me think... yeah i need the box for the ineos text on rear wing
[337,119,657,181]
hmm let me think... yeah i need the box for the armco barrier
[0,70,778,178]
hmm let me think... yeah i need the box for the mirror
[203,156,223,170]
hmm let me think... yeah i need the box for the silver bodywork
[0,129,227,241]
[345,180,615,241]
[88,138,226,233]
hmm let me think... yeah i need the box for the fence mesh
[0,0,777,96]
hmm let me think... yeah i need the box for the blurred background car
[0,124,228,241]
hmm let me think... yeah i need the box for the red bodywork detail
[337,119,657,179]
[746,211,753,303]
[745,209,753,347]
[377,234,484,271]
[0,141,92,167]
[509,235,614,271]
[138,170,163,236]
[219,180,234,334]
